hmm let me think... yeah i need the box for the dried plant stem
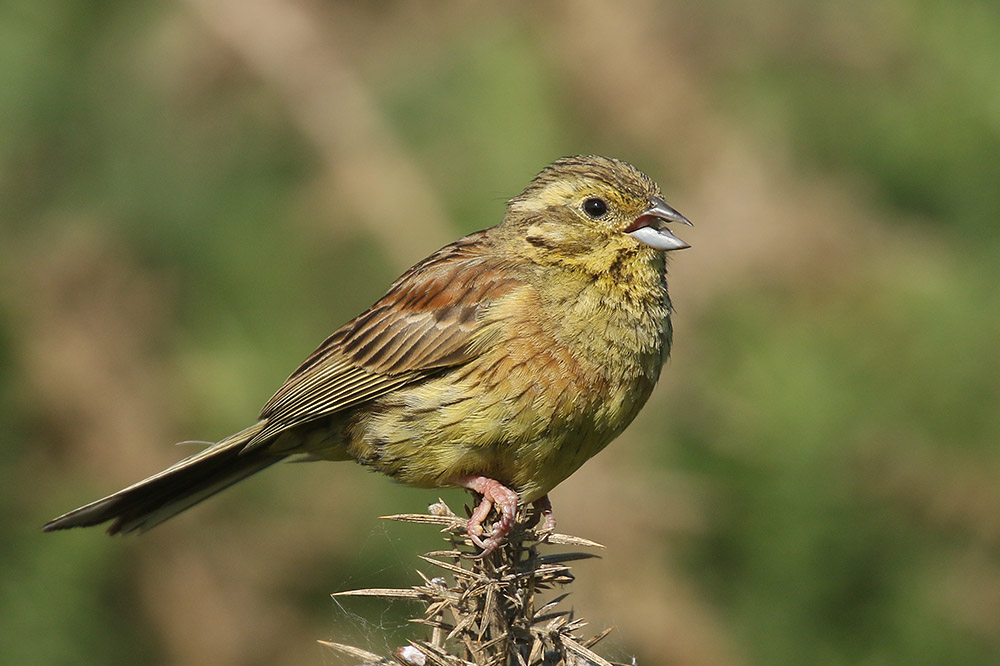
[321,499,629,666]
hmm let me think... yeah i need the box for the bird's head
[505,155,691,272]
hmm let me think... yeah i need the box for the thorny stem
[320,498,629,666]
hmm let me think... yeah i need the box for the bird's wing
[245,231,520,447]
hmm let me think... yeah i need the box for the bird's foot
[532,494,556,539]
[456,475,518,555]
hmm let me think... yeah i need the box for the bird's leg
[456,475,518,554]
[532,494,556,536]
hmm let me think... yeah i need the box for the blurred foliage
[2,1,999,665]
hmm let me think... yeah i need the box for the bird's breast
[345,260,672,501]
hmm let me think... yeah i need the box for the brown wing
[244,230,520,448]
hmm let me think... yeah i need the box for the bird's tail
[43,422,284,535]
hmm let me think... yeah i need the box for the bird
[43,155,691,553]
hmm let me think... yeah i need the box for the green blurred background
[3,1,999,664]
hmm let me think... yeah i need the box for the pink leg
[456,476,519,554]
[532,494,556,535]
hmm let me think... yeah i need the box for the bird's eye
[582,197,608,219]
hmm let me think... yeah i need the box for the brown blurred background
[3,1,1000,664]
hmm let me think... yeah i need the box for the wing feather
[245,230,521,449]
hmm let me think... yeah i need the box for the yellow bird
[44,155,691,552]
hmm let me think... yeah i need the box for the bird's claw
[532,494,556,541]
[458,475,519,555]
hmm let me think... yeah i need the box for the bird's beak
[625,196,693,251]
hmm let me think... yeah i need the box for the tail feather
[43,422,284,535]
